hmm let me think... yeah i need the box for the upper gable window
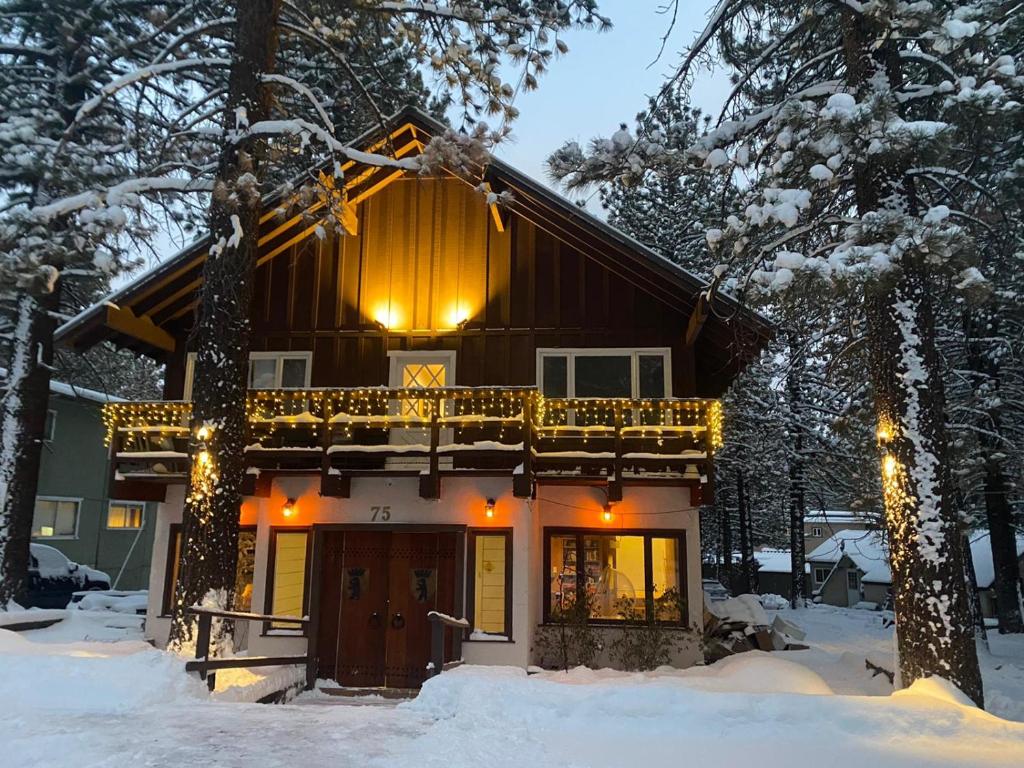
[184,351,312,399]
[536,349,671,400]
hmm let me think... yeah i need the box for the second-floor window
[537,348,671,400]
[184,351,312,399]
[32,497,80,538]
[810,526,823,538]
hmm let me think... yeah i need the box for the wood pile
[703,594,808,662]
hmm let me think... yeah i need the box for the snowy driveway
[2,608,1024,768]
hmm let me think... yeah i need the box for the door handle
[369,611,382,629]
[391,612,406,630]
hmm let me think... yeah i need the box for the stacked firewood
[703,594,808,662]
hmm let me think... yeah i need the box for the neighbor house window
[163,526,257,614]
[810,526,823,538]
[107,501,145,530]
[467,529,512,638]
[813,567,830,585]
[266,529,309,629]
[537,349,670,400]
[546,529,686,624]
[43,409,57,441]
[32,497,80,538]
[847,570,860,590]
[183,351,311,399]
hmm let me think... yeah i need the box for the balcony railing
[103,388,722,499]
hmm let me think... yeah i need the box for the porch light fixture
[485,498,496,518]
[282,498,297,518]
[602,503,614,523]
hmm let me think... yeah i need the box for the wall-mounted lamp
[485,498,496,519]
[602,503,614,523]
[282,497,297,518]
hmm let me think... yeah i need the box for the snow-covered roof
[806,529,889,576]
[970,531,1024,589]
[805,510,869,525]
[0,368,123,405]
[754,549,810,574]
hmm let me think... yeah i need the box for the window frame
[106,500,146,531]
[183,350,312,400]
[262,526,312,636]
[810,526,823,538]
[43,408,57,442]
[813,566,830,585]
[536,348,672,400]
[542,527,688,627]
[161,523,258,616]
[465,528,513,641]
[31,496,81,540]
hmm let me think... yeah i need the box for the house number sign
[369,505,391,521]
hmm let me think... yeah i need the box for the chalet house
[55,107,770,687]
[803,510,875,555]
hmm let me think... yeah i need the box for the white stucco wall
[145,476,703,671]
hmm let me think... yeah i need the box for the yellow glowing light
[876,419,893,445]
[882,454,898,479]
[197,450,211,466]
[602,507,614,523]
[282,498,297,518]
[372,304,401,330]
[196,425,210,441]
[447,304,471,328]
[484,498,496,518]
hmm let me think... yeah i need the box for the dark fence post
[193,609,215,691]
[429,614,444,679]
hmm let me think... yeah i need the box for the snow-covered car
[702,578,731,603]
[26,543,111,608]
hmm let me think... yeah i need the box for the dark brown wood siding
[166,177,703,397]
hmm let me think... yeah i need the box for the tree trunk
[963,307,1023,634]
[786,340,807,607]
[168,0,283,651]
[736,469,753,594]
[841,6,983,705]
[865,265,984,705]
[982,463,1023,633]
[0,288,61,607]
[720,488,733,593]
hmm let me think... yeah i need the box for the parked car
[26,543,111,608]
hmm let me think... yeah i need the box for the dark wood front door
[316,529,459,688]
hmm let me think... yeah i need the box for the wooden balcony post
[702,402,716,504]
[419,391,441,499]
[514,392,533,498]
[609,401,624,502]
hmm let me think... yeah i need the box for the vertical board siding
[169,175,701,397]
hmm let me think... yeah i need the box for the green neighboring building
[30,378,157,590]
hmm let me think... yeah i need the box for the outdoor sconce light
[485,498,496,519]
[282,498,297,518]
[602,503,614,523]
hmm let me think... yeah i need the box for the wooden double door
[315,529,460,689]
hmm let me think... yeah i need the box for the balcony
[103,388,722,500]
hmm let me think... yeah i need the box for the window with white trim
[537,348,671,400]
[813,566,830,585]
[107,501,145,530]
[810,526,823,538]
[32,497,80,538]
[184,351,312,399]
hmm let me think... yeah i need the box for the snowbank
[0,627,203,713]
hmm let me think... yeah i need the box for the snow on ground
[1,605,1023,767]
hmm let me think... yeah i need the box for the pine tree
[547,1,1024,703]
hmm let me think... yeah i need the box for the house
[2,371,158,591]
[54,107,771,686]
[805,529,888,608]
[754,548,809,600]
[804,510,875,554]
[807,527,1024,614]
